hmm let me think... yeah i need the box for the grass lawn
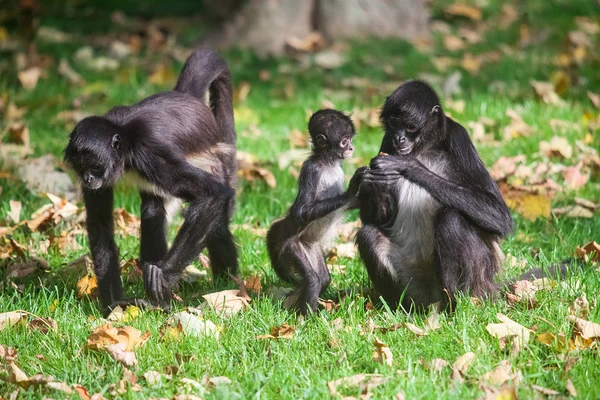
[1,0,599,398]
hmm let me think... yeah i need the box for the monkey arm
[83,188,124,310]
[291,193,351,227]
[403,161,512,236]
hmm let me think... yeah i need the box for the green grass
[1,0,600,398]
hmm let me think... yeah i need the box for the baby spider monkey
[266,109,365,315]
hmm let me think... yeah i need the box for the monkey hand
[348,166,369,196]
[143,263,172,308]
[369,155,416,175]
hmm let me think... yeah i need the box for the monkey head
[64,116,125,190]
[308,109,356,160]
[380,80,446,156]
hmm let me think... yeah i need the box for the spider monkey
[266,109,365,315]
[357,80,513,311]
[64,49,238,315]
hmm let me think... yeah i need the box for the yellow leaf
[76,274,98,298]
[148,64,176,85]
[505,194,551,221]
[445,3,482,21]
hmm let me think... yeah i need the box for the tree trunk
[205,0,429,57]
[316,0,428,41]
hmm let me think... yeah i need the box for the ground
[0,0,599,399]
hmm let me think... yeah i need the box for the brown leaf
[327,374,387,397]
[285,32,326,53]
[428,358,449,372]
[569,293,590,318]
[568,316,600,339]
[0,311,27,331]
[575,241,600,262]
[86,323,150,352]
[445,3,482,20]
[552,205,594,218]
[404,322,427,336]
[566,379,577,397]
[562,165,590,189]
[77,274,99,299]
[588,91,600,108]
[540,137,573,159]
[7,200,22,224]
[257,323,295,340]
[453,351,476,373]
[486,313,530,355]
[105,343,137,367]
[490,155,526,181]
[28,317,57,334]
[114,208,140,237]
[245,275,262,294]
[6,123,30,148]
[503,109,534,139]
[18,67,42,89]
[443,35,465,51]
[228,274,252,301]
[480,360,518,386]
[58,59,84,85]
[531,384,559,396]
[202,289,249,316]
[372,338,393,367]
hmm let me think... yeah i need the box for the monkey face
[65,117,125,190]
[386,117,419,155]
[339,136,355,159]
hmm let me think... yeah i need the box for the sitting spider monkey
[266,109,365,315]
[357,80,514,311]
[64,49,238,315]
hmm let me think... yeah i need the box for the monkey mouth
[83,180,104,190]
[397,145,413,155]
[342,150,354,159]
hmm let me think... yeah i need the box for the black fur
[357,80,513,311]
[64,49,238,315]
[266,109,363,315]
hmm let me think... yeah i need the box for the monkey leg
[140,192,169,265]
[206,224,239,279]
[283,242,330,315]
[356,225,403,308]
[434,207,498,306]
[143,197,227,306]
[266,219,296,283]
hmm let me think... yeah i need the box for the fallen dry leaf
[569,293,590,318]
[568,316,600,339]
[404,322,427,336]
[172,312,219,339]
[28,317,57,334]
[537,331,594,351]
[245,275,262,294]
[575,241,600,262]
[0,311,27,331]
[87,323,150,352]
[105,343,137,367]
[453,351,476,373]
[486,313,530,355]
[77,274,99,299]
[429,358,449,372]
[7,200,22,224]
[107,305,141,323]
[503,109,534,140]
[327,374,387,398]
[531,384,559,396]
[372,338,393,367]
[18,67,42,90]
[490,155,526,181]
[480,360,519,386]
[552,205,594,218]
[58,59,84,85]
[562,165,590,189]
[504,192,551,221]
[202,289,249,316]
[540,136,573,159]
[566,379,577,397]
[143,370,162,386]
[445,3,482,20]
[257,323,295,340]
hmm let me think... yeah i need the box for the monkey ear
[430,105,441,116]
[315,134,328,149]
[111,134,121,151]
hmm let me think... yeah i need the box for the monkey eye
[340,138,350,147]
[405,126,418,134]
[388,118,403,130]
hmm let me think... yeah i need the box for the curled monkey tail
[174,48,236,145]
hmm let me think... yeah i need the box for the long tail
[174,49,236,145]
[499,258,586,292]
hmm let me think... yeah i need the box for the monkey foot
[142,263,173,308]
